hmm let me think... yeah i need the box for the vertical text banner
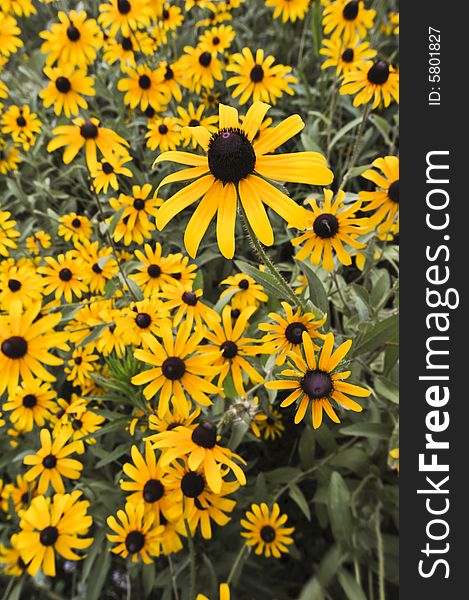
[401,1,467,597]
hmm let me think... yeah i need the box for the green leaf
[328,472,353,547]
[126,277,144,301]
[375,376,399,404]
[353,314,399,356]
[142,563,156,597]
[298,545,345,600]
[86,543,111,600]
[94,441,130,468]
[340,422,392,440]
[289,483,311,520]
[265,467,301,484]
[369,114,392,146]
[299,261,329,316]
[338,568,367,600]
[328,116,362,152]
[228,419,249,451]
[107,206,125,236]
[298,426,316,469]
[234,260,292,302]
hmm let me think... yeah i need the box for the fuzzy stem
[184,517,197,600]
[340,103,371,190]
[227,543,248,585]
[375,502,386,600]
[239,202,305,311]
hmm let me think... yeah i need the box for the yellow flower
[322,0,375,44]
[340,60,399,108]
[40,65,95,117]
[178,46,224,94]
[241,502,294,557]
[220,273,268,310]
[99,0,152,37]
[359,156,399,232]
[91,154,133,194]
[320,35,377,76]
[38,251,88,303]
[265,0,310,23]
[267,331,371,428]
[117,65,170,111]
[154,102,332,258]
[146,116,181,151]
[0,12,23,57]
[3,379,56,433]
[198,24,235,54]
[2,105,41,151]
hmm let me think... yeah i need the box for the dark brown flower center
[342,48,354,63]
[191,421,217,448]
[23,394,37,408]
[8,279,21,292]
[285,322,307,345]
[72,218,81,228]
[343,1,359,20]
[16,116,26,127]
[182,291,198,306]
[121,37,133,51]
[301,370,333,399]
[388,180,399,203]
[92,262,103,274]
[147,264,161,278]
[313,213,339,239]
[135,312,151,328]
[162,357,186,380]
[55,76,71,93]
[367,61,390,85]
[231,308,241,319]
[59,267,73,281]
[125,530,145,553]
[118,0,131,15]
[181,471,205,498]
[1,336,28,359]
[66,24,80,41]
[250,64,264,82]
[133,198,145,210]
[102,161,114,174]
[199,51,212,67]
[238,278,250,290]
[260,525,276,542]
[220,340,238,359]
[80,120,98,139]
[138,75,151,90]
[164,66,174,80]
[72,418,83,431]
[208,129,256,183]
[162,8,170,19]
[42,454,57,469]
[188,119,200,127]
[212,36,220,45]
[143,479,164,503]
[158,124,168,134]
[40,526,59,546]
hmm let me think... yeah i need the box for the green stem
[227,543,248,585]
[168,555,180,600]
[375,502,386,600]
[239,202,305,311]
[339,103,371,190]
[184,517,197,600]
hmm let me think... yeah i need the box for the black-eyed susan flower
[3,379,56,432]
[131,321,222,417]
[56,405,105,444]
[359,156,399,233]
[291,189,370,270]
[256,407,285,441]
[3,0,36,18]
[0,12,23,57]
[40,10,102,68]
[201,90,221,109]
[389,447,399,474]
[65,345,100,386]
[47,117,129,172]
[2,105,42,151]
[58,213,93,244]
[109,185,160,246]
[340,60,399,108]
[241,502,294,557]
[179,46,224,94]
[322,0,375,44]
[150,419,247,493]
[99,0,152,37]
[91,154,133,194]
[118,65,170,112]
[130,243,196,296]
[220,273,268,310]
[148,405,201,434]
[17,490,93,576]
[259,301,326,365]
[0,534,24,577]
[154,102,332,259]
[107,501,163,563]
[40,65,95,117]
[175,102,218,149]
[226,48,297,105]
[25,230,51,254]
[159,2,184,31]
[164,458,238,539]
[77,241,119,294]
[103,33,150,69]
[200,305,264,396]
[146,116,181,151]
[120,443,175,519]
[161,286,220,331]
[0,141,21,174]
[0,210,20,256]
[23,428,84,494]
[265,0,310,23]
[320,35,377,76]
[198,24,235,54]
[95,308,129,358]
[0,300,69,396]
[266,331,371,428]
[118,298,170,347]
[38,251,88,303]
[2,475,38,515]
[197,583,231,600]
[0,261,44,309]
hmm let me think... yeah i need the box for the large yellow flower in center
[154,101,334,259]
